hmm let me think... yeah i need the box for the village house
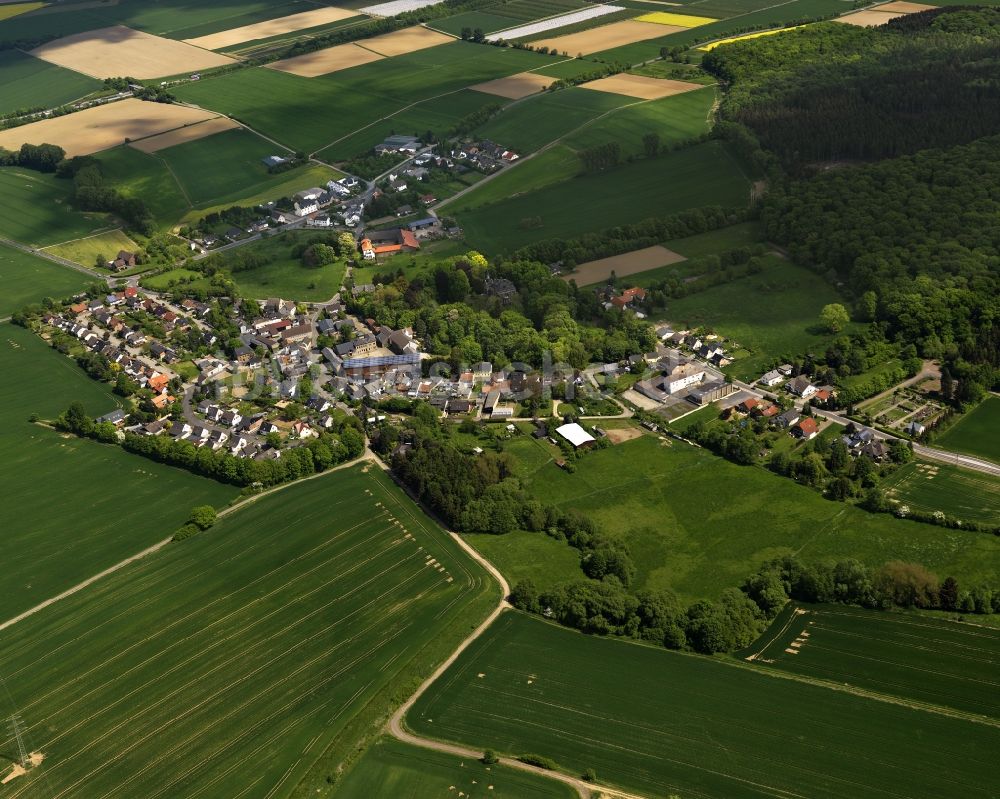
[791,417,819,440]
[786,375,818,398]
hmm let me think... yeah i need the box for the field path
[0,451,377,635]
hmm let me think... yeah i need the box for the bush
[172,523,201,542]
[517,753,558,770]
[482,749,499,765]
[188,505,218,530]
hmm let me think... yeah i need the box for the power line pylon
[7,714,28,769]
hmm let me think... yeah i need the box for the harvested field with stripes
[579,73,704,98]
[563,244,685,285]
[0,466,494,797]
[472,70,556,98]
[30,25,234,79]
[362,25,453,55]
[529,18,670,54]
[128,117,241,153]
[183,6,359,50]
[267,41,385,76]
[0,98,222,157]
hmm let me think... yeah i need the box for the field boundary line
[39,227,131,251]
[0,452,375,635]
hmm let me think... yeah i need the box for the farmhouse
[108,249,137,272]
[556,422,596,449]
[361,227,421,258]
[375,134,420,154]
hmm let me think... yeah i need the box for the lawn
[745,603,1000,719]
[0,324,240,620]
[474,87,630,155]
[494,434,1000,601]
[456,140,750,254]
[0,243,91,316]
[0,0,315,42]
[93,147,191,231]
[335,736,577,798]
[662,255,857,381]
[0,463,497,797]
[409,611,1000,799]
[140,267,212,293]
[0,167,113,246]
[41,228,139,269]
[882,460,1000,526]
[174,44,553,153]
[155,127,330,207]
[934,396,1000,464]
[0,50,102,116]
[561,85,718,156]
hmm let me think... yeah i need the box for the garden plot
[30,25,234,79]
[564,245,685,285]
[579,73,703,99]
[530,19,672,54]
[471,70,555,98]
[267,42,385,77]
[485,3,623,40]
[0,98,222,157]
[128,117,241,153]
[183,7,359,50]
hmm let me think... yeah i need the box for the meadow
[662,255,858,381]
[0,50,101,115]
[0,244,90,316]
[0,0,315,43]
[456,140,750,254]
[882,460,1000,526]
[174,44,554,153]
[473,432,1000,601]
[0,463,496,798]
[0,324,239,620]
[0,167,111,246]
[934,396,1000,463]
[409,611,1000,799]
[334,737,577,798]
[93,147,191,230]
[42,228,139,269]
[744,603,1000,719]
[473,87,630,155]
[445,145,581,212]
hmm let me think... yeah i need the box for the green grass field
[0,0,313,42]
[882,460,1000,526]
[474,88,630,155]
[319,89,508,162]
[0,50,101,115]
[456,140,750,254]
[666,220,763,256]
[0,324,239,620]
[41,228,139,269]
[934,396,1000,464]
[0,167,112,246]
[0,463,496,797]
[409,611,1000,799]
[174,44,552,153]
[0,243,91,316]
[561,85,717,155]
[744,603,1000,719]
[489,433,1000,601]
[445,145,580,212]
[335,736,577,798]
[663,255,858,381]
[93,147,191,231]
[155,128,327,207]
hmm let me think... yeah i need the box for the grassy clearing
[662,255,857,381]
[0,167,112,246]
[0,243,91,316]
[500,434,1000,601]
[410,611,1000,799]
[475,87,630,154]
[745,603,1000,719]
[42,228,139,268]
[0,463,496,797]
[174,44,552,153]
[0,324,239,620]
[0,50,102,115]
[467,530,585,588]
[456,140,750,254]
[335,736,577,798]
[93,147,191,231]
[882,460,1000,526]
[934,396,1000,464]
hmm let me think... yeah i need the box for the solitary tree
[820,303,849,333]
